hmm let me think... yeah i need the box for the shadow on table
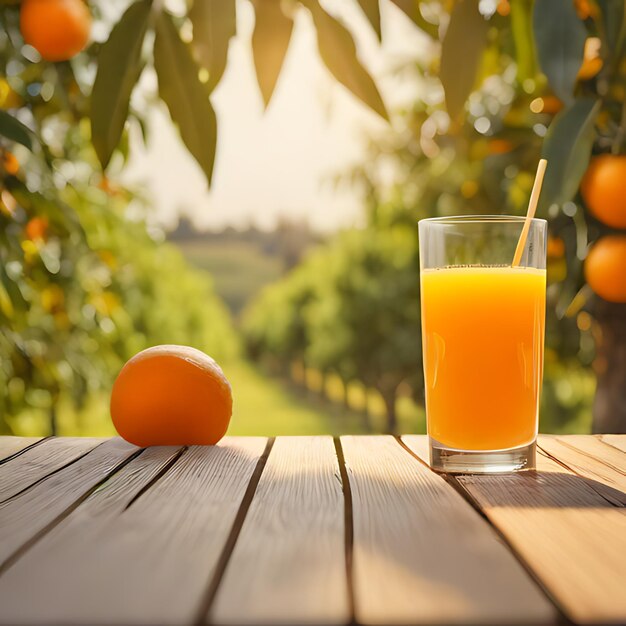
[455,469,626,508]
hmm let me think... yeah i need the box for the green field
[177,240,284,316]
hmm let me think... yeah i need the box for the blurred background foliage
[1,0,625,436]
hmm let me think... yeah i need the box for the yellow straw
[512,158,547,267]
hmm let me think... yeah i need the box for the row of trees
[243,225,420,431]
[243,0,624,433]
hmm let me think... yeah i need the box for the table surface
[0,434,624,625]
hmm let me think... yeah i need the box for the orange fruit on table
[20,0,91,62]
[584,236,626,303]
[581,154,626,230]
[110,345,233,447]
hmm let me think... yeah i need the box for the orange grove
[20,0,91,62]
[584,236,626,303]
[581,155,626,230]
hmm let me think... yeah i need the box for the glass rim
[419,215,547,226]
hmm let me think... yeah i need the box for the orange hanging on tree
[581,154,626,230]
[24,216,49,241]
[584,236,626,303]
[20,0,92,62]
[1,151,19,175]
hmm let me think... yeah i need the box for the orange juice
[421,266,545,451]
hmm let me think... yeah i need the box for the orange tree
[0,4,237,435]
[242,227,421,433]
[350,0,625,432]
[244,0,625,433]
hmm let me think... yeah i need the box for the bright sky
[121,1,429,232]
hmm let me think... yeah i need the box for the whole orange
[581,154,626,229]
[584,236,626,303]
[20,0,91,62]
[110,345,233,447]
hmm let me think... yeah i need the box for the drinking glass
[418,216,547,473]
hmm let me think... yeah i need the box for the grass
[223,361,369,436]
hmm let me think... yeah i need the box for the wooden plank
[538,436,626,506]
[405,438,626,625]
[0,437,138,568]
[552,434,626,474]
[0,438,266,625]
[210,436,349,625]
[345,435,554,625]
[0,436,43,462]
[0,446,182,623]
[600,434,626,454]
[0,436,104,502]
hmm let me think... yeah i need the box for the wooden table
[0,435,624,625]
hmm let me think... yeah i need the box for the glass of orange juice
[418,216,547,473]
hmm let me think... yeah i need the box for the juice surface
[420,266,546,451]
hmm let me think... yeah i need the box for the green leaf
[90,0,152,171]
[439,0,489,121]
[533,0,586,103]
[154,12,217,185]
[189,0,236,93]
[252,0,294,107]
[510,0,536,82]
[0,110,34,150]
[0,276,15,319]
[356,0,382,40]
[304,1,388,120]
[540,97,600,211]
[389,0,438,38]
[597,0,625,55]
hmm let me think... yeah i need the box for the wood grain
[600,434,626,454]
[0,436,103,502]
[210,436,349,624]
[538,435,626,505]
[405,438,626,624]
[552,435,626,474]
[0,445,182,624]
[0,438,266,625]
[0,436,43,462]
[0,437,138,568]
[345,435,553,625]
